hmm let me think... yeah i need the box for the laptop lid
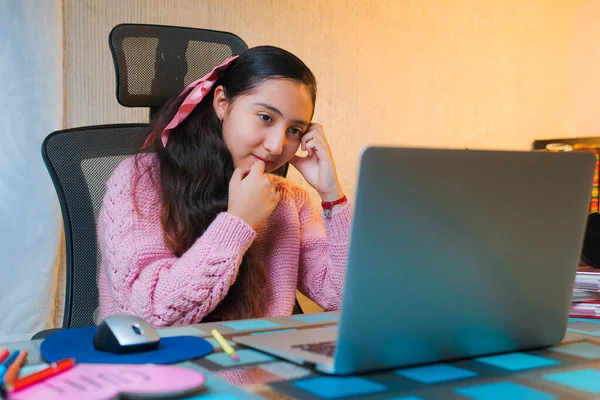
[333,147,595,374]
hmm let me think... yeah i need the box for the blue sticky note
[222,319,280,331]
[475,353,559,371]
[292,313,340,324]
[550,342,600,359]
[251,328,297,336]
[185,395,243,400]
[206,337,236,349]
[456,381,556,400]
[545,369,600,394]
[569,318,600,325]
[206,349,275,367]
[259,361,312,380]
[293,376,387,399]
[567,329,600,337]
[396,364,477,383]
[385,397,424,400]
[156,326,206,338]
[567,321,600,337]
[568,322,600,333]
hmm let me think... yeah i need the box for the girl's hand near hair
[290,123,345,203]
[228,160,280,229]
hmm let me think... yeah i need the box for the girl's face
[213,78,314,172]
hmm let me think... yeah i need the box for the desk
[3,313,600,399]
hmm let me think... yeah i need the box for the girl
[97,46,352,327]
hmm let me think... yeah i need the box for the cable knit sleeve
[97,158,256,327]
[296,191,352,311]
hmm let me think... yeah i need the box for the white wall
[0,0,64,342]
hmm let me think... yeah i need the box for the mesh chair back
[42,125,148,328]
[43,125,288,328]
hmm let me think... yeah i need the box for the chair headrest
[108,24,248,109]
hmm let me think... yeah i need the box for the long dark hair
[133,46,317,321]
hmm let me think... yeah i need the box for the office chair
[34,24,296,340]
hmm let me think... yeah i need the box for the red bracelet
[321,195,347,218]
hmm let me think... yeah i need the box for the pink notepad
[9,363,206,400]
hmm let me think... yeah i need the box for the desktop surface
[3,313,600,399]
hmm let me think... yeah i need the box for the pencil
[0,349,9,363]
[0,351,20,383]
[7,358,75,392]
[2,350,28,388]
[211,329,239,362]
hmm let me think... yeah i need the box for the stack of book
[571,262,600,318]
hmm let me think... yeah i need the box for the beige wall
[573,0,600,137]
[62,0,600,313]
[64,0,600,204]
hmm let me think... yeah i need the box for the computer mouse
[93,314,161,354]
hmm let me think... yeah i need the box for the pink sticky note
[9,363,206,400]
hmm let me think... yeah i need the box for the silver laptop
[234,146,596,375]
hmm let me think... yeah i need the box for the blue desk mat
[41,326,212,364]
[182,315,600,399]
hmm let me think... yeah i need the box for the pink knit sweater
[97,155,352,327]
